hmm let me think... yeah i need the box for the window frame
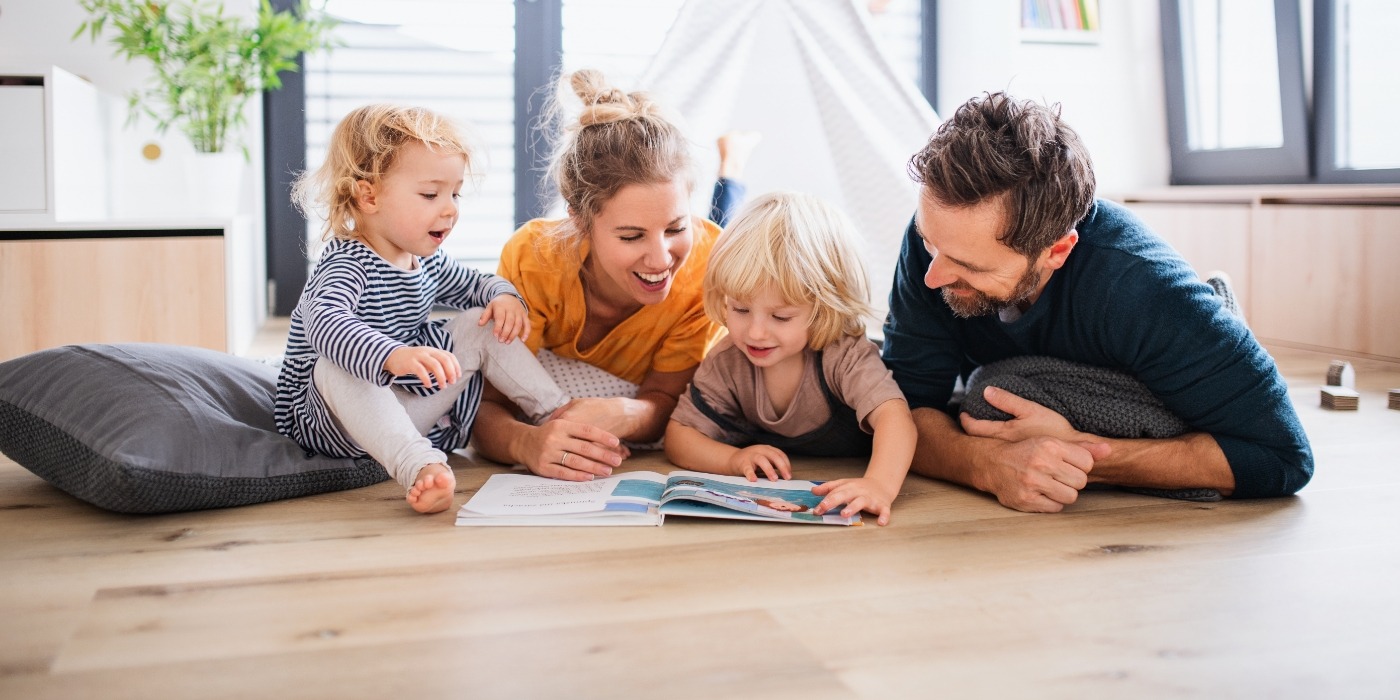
[1159,0,1311,185]
[1312,0,1400,184]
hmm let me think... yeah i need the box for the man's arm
[912,406,1104,513]
[959,385,1235,496]
[1088,435,1234,492]
[1098,250,1312,498]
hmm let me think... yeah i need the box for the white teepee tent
[638,0,940,320]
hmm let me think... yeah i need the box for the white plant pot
[185,151,245,218]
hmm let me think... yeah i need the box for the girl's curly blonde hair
[294,104,473,242]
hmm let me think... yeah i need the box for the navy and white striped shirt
[275,238,518,458]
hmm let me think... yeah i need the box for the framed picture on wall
[1021,0,1100,44]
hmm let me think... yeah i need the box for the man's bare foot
[717,130,762,179]
[407,463,455,514]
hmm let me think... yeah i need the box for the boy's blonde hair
[703,192,875,350]
[541,69,695,260]
[294,104,473,242]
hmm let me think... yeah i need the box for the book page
[661,471,851,523]
[463,471,666,516]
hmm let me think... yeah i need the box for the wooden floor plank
[5,612,857,700]
[773,543,1400,697]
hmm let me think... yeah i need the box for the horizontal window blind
[304,1,516,264]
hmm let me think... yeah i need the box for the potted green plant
[74,0,338,157]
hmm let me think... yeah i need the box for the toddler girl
[276,104,568,514]
[664,192,916,525]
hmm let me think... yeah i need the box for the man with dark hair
[882,92,1312,512]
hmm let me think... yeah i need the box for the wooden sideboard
[1118,186,1400,361]
[0,218,262,362]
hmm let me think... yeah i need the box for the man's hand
[957,387,1112,511]
[960,385,1081,443]
[978,436,1110,512]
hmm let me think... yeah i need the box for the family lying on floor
[276,68,1314,523]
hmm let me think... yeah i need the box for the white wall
[0,1,148,96]
[938,1,1170,194]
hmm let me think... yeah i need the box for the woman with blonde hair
[471,69,740,479]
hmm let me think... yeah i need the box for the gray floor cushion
[0,343,388,514]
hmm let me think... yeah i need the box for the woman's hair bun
[570,69,657,127]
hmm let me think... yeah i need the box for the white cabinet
[0,66,110,221]
[0,67,266,360]
[0,81,47,212]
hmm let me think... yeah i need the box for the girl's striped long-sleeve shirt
[275,238,519,458]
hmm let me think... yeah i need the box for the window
[1160,0,1400,185]
[303,0,516,262]
[1314,0,1400,182]
[1159,0,1309,184]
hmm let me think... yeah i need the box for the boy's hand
[385,346,460,389]
[480,294,529,342]
[811,477,900,526]
[727,445,792,482]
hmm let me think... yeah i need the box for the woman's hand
[515,420,630,481]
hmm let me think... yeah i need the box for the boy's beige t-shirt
[671,333,908,443]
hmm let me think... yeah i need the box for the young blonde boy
[665,192,917,525]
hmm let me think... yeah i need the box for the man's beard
[940,265,1043,318]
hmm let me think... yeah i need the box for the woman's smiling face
[582,179,694,310]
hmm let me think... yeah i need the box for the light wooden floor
[2,335,1398,698]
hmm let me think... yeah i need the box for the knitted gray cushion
[962,355,1220,502]
[962,355,1190,438]
[0,344,388,514]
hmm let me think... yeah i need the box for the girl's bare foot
[407,463,455,514]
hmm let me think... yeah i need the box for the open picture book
[455,470,862,527]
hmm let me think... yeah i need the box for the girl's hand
[727,445,792,482]
[517,420,629,481]
[385,346,460,389]
[480,294,530,343]
[811,477,900,526]
[550,397,643,439]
